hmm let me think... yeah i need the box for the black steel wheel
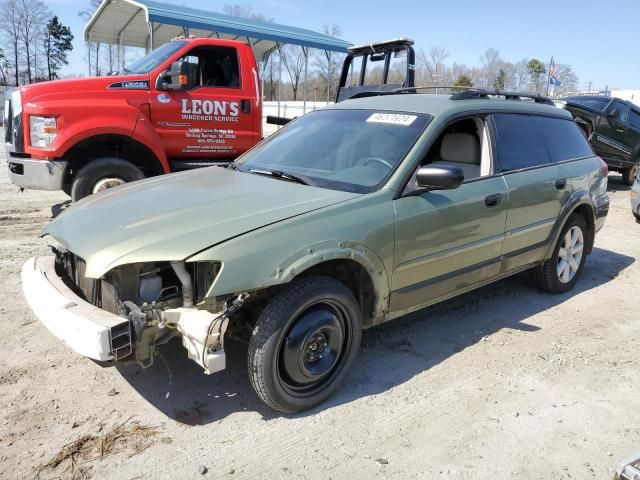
[248,276,362,413]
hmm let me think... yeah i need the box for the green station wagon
[22,89,610,413]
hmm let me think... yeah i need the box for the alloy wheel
[557,226,584,283]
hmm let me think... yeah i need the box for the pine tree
[452,74,473,92]
[44,16,73,81]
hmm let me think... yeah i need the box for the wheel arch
[61,133,167,191]
[545,191,596,260]
[245,240,390,328]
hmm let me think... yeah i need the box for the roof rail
[450,88,555,105]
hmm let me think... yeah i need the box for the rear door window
[493,114,550,172]
[532,116,594,162]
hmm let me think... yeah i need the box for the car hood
[45,168,361,278]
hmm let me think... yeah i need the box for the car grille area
[52,247,133,361]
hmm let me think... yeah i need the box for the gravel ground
[0,152,638,480]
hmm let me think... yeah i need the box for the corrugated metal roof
[84,0,351,60]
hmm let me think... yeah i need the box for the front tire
[70,157,144,202]
[531,214,588,293]
[622,164,638,186]
[248,276,362,413]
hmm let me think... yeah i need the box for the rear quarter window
[493,114,550,172]
[532,116,594,162]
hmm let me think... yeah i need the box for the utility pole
[587,81,592,93]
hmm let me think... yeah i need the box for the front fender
[268,239,390,323]
[194,238,391,323]
[24,99,140,159]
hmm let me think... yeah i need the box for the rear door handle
[485,193,502,207]
[555,179,567,190]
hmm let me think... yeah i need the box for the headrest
[440,132,480,165]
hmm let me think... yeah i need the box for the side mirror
[415,165,464,190]
[156,60,190,91]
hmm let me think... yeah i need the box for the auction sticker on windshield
[366,113,417,126]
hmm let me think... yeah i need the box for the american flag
[549,57,562,87]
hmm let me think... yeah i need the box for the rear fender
[544,190,596,259]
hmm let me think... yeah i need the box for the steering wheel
[357,156,393,170]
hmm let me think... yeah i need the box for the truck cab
[561,95,640,185]
[5,38,262,201]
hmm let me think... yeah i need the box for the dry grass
[37,416,171,480]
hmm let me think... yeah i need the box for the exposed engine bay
[52,246,248,374]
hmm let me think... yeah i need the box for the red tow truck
[4,37,262,201]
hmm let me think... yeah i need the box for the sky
[49,0,640,90]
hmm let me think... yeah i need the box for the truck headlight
[30,115,57,148]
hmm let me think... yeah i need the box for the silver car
[632,170,640,220]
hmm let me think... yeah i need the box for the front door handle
[555,179,567,190]
[485,193,502,207]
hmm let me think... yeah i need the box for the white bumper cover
[21,256,128,361]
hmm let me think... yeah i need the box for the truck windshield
[124,41,187,74]
[237,109,430,193]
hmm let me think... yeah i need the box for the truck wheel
[531,214,588,294]
[622,164,638,186]
[248,276,362,413]
[71,158,144,202]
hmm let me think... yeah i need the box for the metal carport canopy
[84,0,352,60]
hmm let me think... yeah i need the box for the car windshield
[564,96,611,111]
[237,109,430,193]
[124,41,187,74]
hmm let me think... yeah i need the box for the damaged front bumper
[21,256,131,361]
[21,256,241,373]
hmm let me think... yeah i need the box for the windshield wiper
[222,162,240,171]
[249,168,311,186]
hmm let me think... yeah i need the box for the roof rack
[450,88,555,105]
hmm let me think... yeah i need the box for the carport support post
[302,46,309,114]
[146,21,155,53]
[324,49,331,104]
[276,43,283,120]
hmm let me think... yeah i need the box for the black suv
[562,96,640,185]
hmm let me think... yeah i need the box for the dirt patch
[37,417,171,480]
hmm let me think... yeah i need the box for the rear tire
[622,164,638,186]
[531,214,588,294]
[70,157,144,202]
[248,276,362,413]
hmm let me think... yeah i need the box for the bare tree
[551,64,579,97]
[478,48,502,87]
[0,0,21,85]
[314,24,344,102]
[281,45,306,100]
[513,58,530,90]
[78,0,101,76]
[18,0,49,83]
[420,46,450,88]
